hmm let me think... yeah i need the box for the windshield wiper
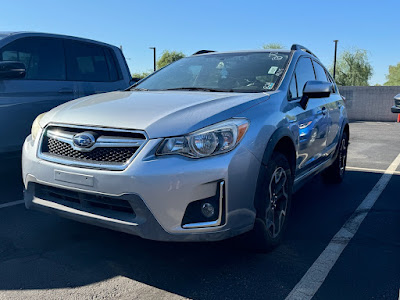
[129,87,149,91]
[162,87,235,92]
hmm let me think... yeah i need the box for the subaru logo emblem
[73,132,96,148]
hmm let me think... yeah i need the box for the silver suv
[22,44,349,251]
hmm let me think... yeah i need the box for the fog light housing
[181,181,225,228]
[201,202,215,218]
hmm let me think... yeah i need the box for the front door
[287,56,330,176]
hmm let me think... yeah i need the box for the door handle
[58,88,74,94]
[317,107,327,115]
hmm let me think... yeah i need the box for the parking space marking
[0,200,24,209]
[286,153,400,300]
[347,166,400,175]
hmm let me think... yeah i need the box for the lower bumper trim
[24,182,245,242]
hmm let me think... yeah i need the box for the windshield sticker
[268,53,283,61]
[275,68,284,76]
[263,82,275,90]
[268,66,279,74]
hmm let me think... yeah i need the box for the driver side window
[0,37,66,80]
[294,57,316,98]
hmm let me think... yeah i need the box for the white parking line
[347,166,400,175]
[286,153,400,300]
[0,200,24,209]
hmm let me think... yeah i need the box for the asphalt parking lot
[0,121,399,300]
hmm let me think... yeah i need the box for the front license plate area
[54,170,94,187]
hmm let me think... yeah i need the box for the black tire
[250,152,293,252]
[322,131,349,184]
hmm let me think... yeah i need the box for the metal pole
[333,40,338,80]
[149,47,156,72]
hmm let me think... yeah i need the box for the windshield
[133,52,290,93]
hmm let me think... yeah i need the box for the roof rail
[290,44,317,58]
[192,50,216,55]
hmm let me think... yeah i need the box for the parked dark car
[391,94,400,113]
[0,31,133,154]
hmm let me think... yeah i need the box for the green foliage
[131,72,151,80]
[330,49,373,86]
[262,43,285,49]
[384,62,400,86]
[156,50,186,69]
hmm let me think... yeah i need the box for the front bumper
[22,133,260,242]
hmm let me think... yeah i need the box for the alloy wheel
[266,167,288,238]
[339,138,348,175]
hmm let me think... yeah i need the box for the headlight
[157,119,249,158]
[31,112,47,140]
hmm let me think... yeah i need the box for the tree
[131,72,151,80]
[262,43,285,49]
[330,49,373,86]
[384,63,400,86]
[156,50,186,69]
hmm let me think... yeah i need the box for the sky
[1,0,399,85]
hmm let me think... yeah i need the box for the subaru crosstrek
[22,45,349,251]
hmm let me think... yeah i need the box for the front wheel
[322,132,348,184]
[250,152,293,252]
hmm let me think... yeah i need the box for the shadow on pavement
[0,168,391,300]
[0,153,24,204]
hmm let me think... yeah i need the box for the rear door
[288,56,330,175]
[0,36,78,152]
[64,40,127,98]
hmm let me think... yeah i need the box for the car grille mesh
[46,138,138,163]
[39,125,147,168]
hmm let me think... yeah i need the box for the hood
[41,90,269,138]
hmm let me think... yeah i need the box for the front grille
[35,183,136,217]
[39,125,147,170]
[47,137,138,164]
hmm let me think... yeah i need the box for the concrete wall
[339,86,400,122]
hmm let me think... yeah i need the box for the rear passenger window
[325,71,337,93]
[65,41,115,82]
[312,61,328,82]
[0,37,65,80]
[295,57,316,98]
[104,48,120,81]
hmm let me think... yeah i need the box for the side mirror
[300,80,332,109]
[0,61,26,80]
